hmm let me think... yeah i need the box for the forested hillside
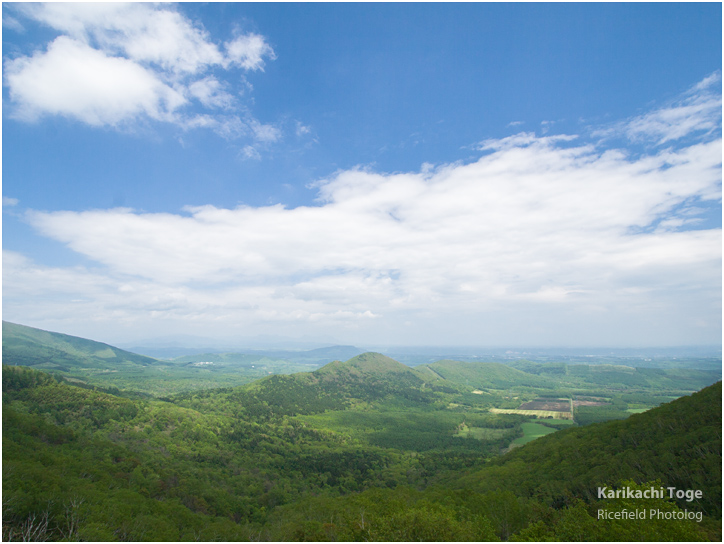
[3,360,721,541]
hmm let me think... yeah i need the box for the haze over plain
[2,3,721,348]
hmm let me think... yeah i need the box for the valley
[2,321,721,541]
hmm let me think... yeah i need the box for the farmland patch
[518,398,570,412]
[573,399,610,407]
[490,408,574,420]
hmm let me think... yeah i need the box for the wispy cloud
[598,71,722,145]
[249,120,282,143]
[295,121,312,137]
[240,145,262,161]
[3,3,276,144]
[225,33,276,71]
[187,77,235,110]
[2,13,24,32]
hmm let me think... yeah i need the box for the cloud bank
[4,75,721,346]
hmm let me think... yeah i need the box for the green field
[454,423,511,440]
[538,418,577,429]
[511,421,558,446]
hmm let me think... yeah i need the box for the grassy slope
[510,422,557,445]
[2,321,159,371]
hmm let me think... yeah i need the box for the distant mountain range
[170,345,366,365]
[6,320,720,370]
[3,321,721,397]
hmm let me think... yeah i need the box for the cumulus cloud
[11,3,225,74]
[5,36,186,126]
[3,3,275,142]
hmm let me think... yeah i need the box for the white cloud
[602,71,722,145]
[478,132,578,152]
[13,3,225,74]
[249,120,282,143]
[20,146,721,343]
[2,249,383,343]
[2,14,24,32]
[187,77,234,109]
[3,196,19,207]
[240,145,262,160]
[5,36,186,126]
[3,3,275,139]
[225,33,276,71]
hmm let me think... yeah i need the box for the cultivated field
[573,399,610,407]
[489,407,574,420]
[519,398,570,411]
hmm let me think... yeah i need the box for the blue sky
[2,3,722,348]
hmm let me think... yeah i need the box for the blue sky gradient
[2,3,721,348]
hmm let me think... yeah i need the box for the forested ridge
[2,327,721,541]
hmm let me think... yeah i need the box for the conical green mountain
[315,352,420,379]
[232,352,432,417]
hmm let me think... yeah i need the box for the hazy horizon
[4,319,721,360]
